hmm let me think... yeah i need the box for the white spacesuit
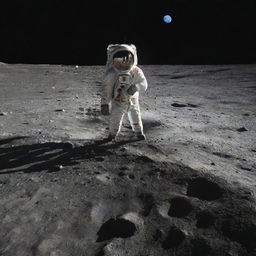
[101,44,148,140]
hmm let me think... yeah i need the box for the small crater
[191,238,211,256]
[96,218,137,242]
[171,103,187,107]
[128,174,135,180]
[237,127,248,132]
[196,210,215,228]
[187,177,223,201]
[168,196,193,218]
[162,226,186,249]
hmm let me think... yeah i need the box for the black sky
[0,0,255,65]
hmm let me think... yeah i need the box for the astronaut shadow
[0,136,140,175]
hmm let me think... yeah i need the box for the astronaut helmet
[112,50,134,71]
[106,44,138,71]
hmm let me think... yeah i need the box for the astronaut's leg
[128,104,146,140]
[109,103,125,139]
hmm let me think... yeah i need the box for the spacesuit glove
[127,84,138,96]
[101,104,110,116]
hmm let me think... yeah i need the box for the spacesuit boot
[127,102,146,140]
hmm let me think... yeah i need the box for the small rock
[55,109,65,112]
[0,112,8,116]
[79,107,85,111]
[237,127,248,132]
[49,165,64,172]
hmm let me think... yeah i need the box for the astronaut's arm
[101,73,114,105]
[134,69,148,92]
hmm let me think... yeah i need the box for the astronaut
[101,44,148,140]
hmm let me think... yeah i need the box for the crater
[162,226,186,249]
[196,210,215,228]
[168,196,193,218]
[187,177,223,201]
[96,218,137,242]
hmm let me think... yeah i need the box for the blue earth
[163,15,172,23]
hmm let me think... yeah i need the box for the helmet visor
[113,51,134,71]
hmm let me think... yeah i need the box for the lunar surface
[0,63,256,256]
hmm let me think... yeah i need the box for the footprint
[162,226,186,249]
[187,177,223,201]
[96,218,137,242]
[168,196,193,218]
